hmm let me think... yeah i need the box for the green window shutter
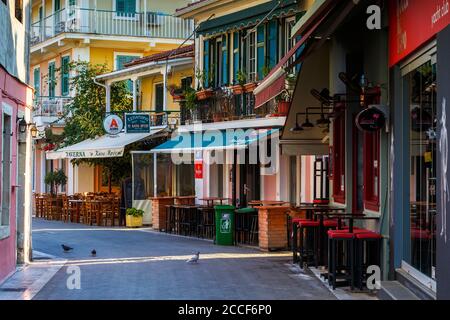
[34,68,40,97]
[222,34,228,86]
[61,56,70,96]
[257,25,265,81]
[155,83,164,112]
[116,55,138,92]
[203,40,210,88]
[117,0,135,14]
[48,62,55,97]
[233,32,240,84]
[54,0,61,11]
[267,20,278,69]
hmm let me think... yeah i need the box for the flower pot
[126,215,143,228]
[172,94,185,102]
[213,112,224,122]
[244,82,258,93]
[277,101,290,116]
[231,84,244,95]
[196,89,214,100]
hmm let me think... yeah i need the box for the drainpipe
[93,78,111,113]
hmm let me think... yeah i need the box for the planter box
[231,84,244,95]
[126,215,143,228]
[172,94,185,102]
[196,89,214,100]
[244,82,258,93]
[277,101,290,116]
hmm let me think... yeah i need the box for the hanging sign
[194,160,203,179]
[125,113,150,133]
[355,107,386,132]
[103,114,123,135]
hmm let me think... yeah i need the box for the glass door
[403,49,437,286]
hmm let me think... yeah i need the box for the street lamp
[30,125,38,138]
[18,118,27,133]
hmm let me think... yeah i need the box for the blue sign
[125,113,150,133]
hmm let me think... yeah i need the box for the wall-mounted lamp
[18,118,27,133]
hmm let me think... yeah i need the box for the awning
[46,128,165,160]
[196,0,301,36]
[151,128,279,153]
[254,1,336,109]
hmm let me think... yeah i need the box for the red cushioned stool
[327,230,356,290]
[292,218,320,268]
[354,232,382,290]
[291,218,310,263]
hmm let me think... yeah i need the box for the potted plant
[274,90,291,116]
[126,208,144,228]
[285,72,297,92]
[169,85,185,102]
[44,169,67,195]
[195,67,214,101]
[231,70,246,94]
[184,87,198,124]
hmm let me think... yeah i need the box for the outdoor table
[68,199,84,223]
[174,196,196,205]
[199,197,230,207]
[248,200,289,207]
[294,204,346,220]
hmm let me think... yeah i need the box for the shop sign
[194,160,203,179]
[103,114,123,135]
[125,113,150,133]
[355,107,386,132]
[389,0,450,66]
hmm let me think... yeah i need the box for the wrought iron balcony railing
[30,7,194,46]
[33,96,72,118]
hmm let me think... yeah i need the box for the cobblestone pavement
[28,218,336,300]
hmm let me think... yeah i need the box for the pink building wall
[0,65,32,283]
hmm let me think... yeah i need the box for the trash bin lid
[235,207,257,214]
[214,205,236,210]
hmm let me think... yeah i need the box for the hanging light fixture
[290,121,304,132]
[316,114,330,128]
[301,115,314,129]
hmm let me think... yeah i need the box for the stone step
[378,281,420,300]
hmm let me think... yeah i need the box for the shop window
[176,164,195,196]
[363,132,380,211]
[332,113,346,204]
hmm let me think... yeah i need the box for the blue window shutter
[257,25,265,81]
[34,68,40,96]
[116,0,125,12]
[203,40,210,88]
[222,34,228,85]
[267,20,278,69]
[116,55,138,91]
[233,32,240,84]
[48,62,55,97]
[126,0,136,13]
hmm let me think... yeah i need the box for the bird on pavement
[91,249,96,257]
[61,244,73,252]
[186,252,200,264]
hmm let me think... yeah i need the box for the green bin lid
[235,207,257,214]
[214,205,236,210]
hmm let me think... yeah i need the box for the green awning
[197,0,303,36]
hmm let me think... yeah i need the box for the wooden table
[174,196,196,205]
[199,197,230,207]
[248,200,289,207]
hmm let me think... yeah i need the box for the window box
[196,88,214,101]
[276,101,290,116]
[244,82,258,93]
[230,84,244,95]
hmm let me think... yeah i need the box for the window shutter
[125,0,136,13]
[267,20,278,69]
[222,34,228,85]
[256,25,265,81]
[233,32,240,84]
[61,56,70,96]
[34,68,40,96]
[116,0,126,12]
[48,62,55,97]
[203,40,210,88]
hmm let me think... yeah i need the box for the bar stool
[327,229,355,290]
[292,218,320,268]
[355,232,382,290]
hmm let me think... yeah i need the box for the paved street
[30,218,336,300]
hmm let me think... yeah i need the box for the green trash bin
[214,205,235,245]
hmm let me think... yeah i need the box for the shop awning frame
[46,127,166,160]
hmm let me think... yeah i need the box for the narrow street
[30,219,336,300]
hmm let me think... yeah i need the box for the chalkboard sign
[355,107,386,132]
[125,113,150,133]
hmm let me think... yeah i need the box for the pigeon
[91,249,96,257]
[186,252,200,264]
[61,244,73,252]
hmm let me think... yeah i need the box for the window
[45,160,54,193]
[115,54,141,92]
[154,83,164,112]
[267,20,278,69]
[116,0,137,17]
[221,34,229,85]
[214,38,223,87]
[61,56,70,96]
[332,110,345,204]
[15,0,23,22]
[59,160,66,193]
[247,31,256,82]
[33,67,41,97]
[233,32,240,83]
[363,132,380,210]
[48,62,56,98]
[1,107,12,232]
[181,77,192,91]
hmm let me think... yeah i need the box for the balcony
[30,7,194,47]
[33,96,72,124]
